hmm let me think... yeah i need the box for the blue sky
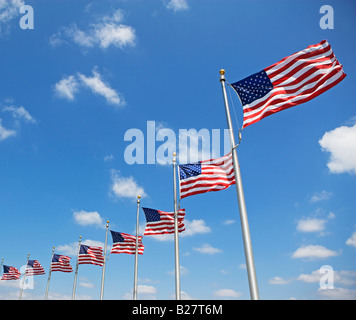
[0,0,355,300]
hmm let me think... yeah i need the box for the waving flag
[51,254,73,272]
[231,40,346,128]
[179,152,235,199]
[110,231,144,255]
[26,260,45,276]
[78,245,104,266]
[142,207,185,235]
[1,265,21,280]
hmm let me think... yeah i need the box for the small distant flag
[231,40,346,128]
[110,231,144,255]
[78,245,104,266]
[1,265,21,280]
[178,152,235,199]
[51,254,73,273]
[142,207,185,235]
[26,260,45,276]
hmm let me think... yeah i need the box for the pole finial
[107,220,109,224]
[137,195,141,199]
[220,69,225,75]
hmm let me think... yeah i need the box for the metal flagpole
[219,69,260,300]
[133,195,141,300]
[100,220,109,300]
[19,253,30,300]
[0,258,3,273]
[44,246,55,300]
[173,152,181,300]
[72,236,82,300]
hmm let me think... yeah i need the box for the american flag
[1,265,21,280]
[178,152,235,199]
[110,231,144,255]
[51,254,73,272]
[231,40,346,128]
[142,207,185,235]
[78,245,104,266]
[26,260,45,276]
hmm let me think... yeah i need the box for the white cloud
[319,123,356,175]
[78,70,124,106]
[222,219,236,225]
[193,243,222,255]
[73,210,104,228]
[148,219,211,242]
[309,190,332,203]
[182,219,211,237]
[110,169,146,200]
[0,0,24,33]
[166,0,189,12]
[167,265,189,276]
[124,285,157,300]
[346,231,356,248]
[292,245,340,259]
[54,75,79,101]
[50,9,136,50]
[269,276,293,285]
[213,289,242,298]
[56,239,106,256]
[3,105,36,123]
[296,218,327,233]
[317,287,356,300]
[0,118,16,141]
[54,69,124,107]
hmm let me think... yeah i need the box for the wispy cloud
[54,68,125,107]
[3,105,36,123]
[213,289,242,298]
[0,118,16,141]
[309,190,332,203]
[0,0,24,34]
[50,9,136,50]
[165,0,189,12]
[78,70,124,106]
[193,243,222,255]
[54,75,79,101]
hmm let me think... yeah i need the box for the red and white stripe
[78,246,104,267]
[242,40,346,128]
[110,233,144,255]
[51,255,73,272]
[143,209,185,235]
[179,152,235,199]
[26,260,45,276]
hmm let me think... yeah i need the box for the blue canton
[110,230,125,243]
[179,163,202,180]
[231,70,273,106]
[79,245,89,254]
[142,208,161,222]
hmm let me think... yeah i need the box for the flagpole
[0,258,3,272]
[133,195,141,300]
[72,236,81,300]
[44,246,55,300]
[173,152,181,300]
[100,220,109,300]
[19,253,30,300]
[219,69,260,300]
